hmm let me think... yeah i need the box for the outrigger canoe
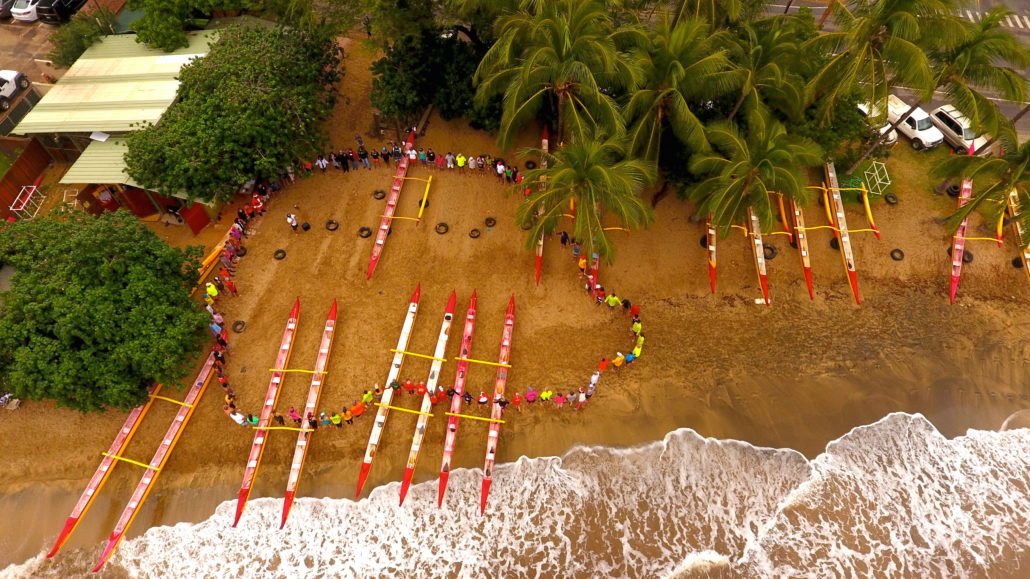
[437,292,478,507]
[280,300,338,528]
[399,291,456,505]
[480,296,516,515]
[232,299,301,527]
[367,132,417,279]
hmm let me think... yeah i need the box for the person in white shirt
[286,213,299,233]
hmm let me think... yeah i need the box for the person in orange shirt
[349,401,366,420]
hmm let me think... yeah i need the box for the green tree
[725,18,808,127]
[475,0,640,148]
[0,210,209,412]
[670,0,767,28]
[804,0,961,127]
[128,0,252,52]
[624,17,735,163]
[688,117,823,235]
[849,6,1029,171]
[364,0,437,46]
[47,6,117,67]
[125,25,343,203]
[516,133,655,263]
[931,128,1029,233]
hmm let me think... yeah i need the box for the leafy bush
[0,210,209,411]
[125,25,343,203]
[47,7,117,68]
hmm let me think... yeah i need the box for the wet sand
[1,36,1028,571]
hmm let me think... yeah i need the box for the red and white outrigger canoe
[367,132,417,280]
[437,292,478,507]
[356,284,422,497]
[92,354,217,572]
[280,300,339,528]
[398,291,456,505]
[824,163,861,305]
[1006,189,1030,285]
[706,219,717,294]
[232,299,301,527]
[534,127,550,286]
[789,198,815,300]
[48,385,161,558]
[949,179,974,304]
[480,295,516,515]
[747,208,771,305]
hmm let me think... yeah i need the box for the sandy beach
[1,38,1028,572]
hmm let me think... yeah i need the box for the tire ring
[435,222,449,235]
[963,250,973,264]
[830,238,840,250]
[1013,257,1024,269]
[236,246,248,257]
[485,217,497,227]
[273,249,287,260]
[231,320,246,333]
[699,234,708,249]
[763,245,777,260]
[373,190,386,200]
[525,160,537,170]
[358,226,372,238]
[890,249,905,261]
[469,228,481,239]
[520,221,532,231]
[326,219,340,231]
[885,193,899,205]
[947,185,960,197]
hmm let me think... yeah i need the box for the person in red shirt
[415,381,427,397]
[511,391,523,412]
[224,279,239,297]
[598,358,609,372]
[403,379,416,395]
[630,303,641,318]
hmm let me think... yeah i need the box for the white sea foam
[7,413,1029,578]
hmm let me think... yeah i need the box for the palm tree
[848,6,1029,171]
[804,0,962,127]
[725,18,807,128]
[623,17,736,163]
[474,0,641,149]
[671,0,766,28]
[932,127,1029,233]
[516,134,655,263]
[688,117,823,235]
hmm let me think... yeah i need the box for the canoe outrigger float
[398,291,457,505]
[232,299,301,527]
[824,162,862,305]
[92,354,217,572]
[1006,189,1030,285]
[949,179,974,304]
[356,285,422,497]
[480,295,516,515]
[367,132,417,280]
[280,300,339,528]
[47,385,162,558]
[706,219,717,294]
[437,292,478,507]
[747,208,771,305]
[788,198,815,300]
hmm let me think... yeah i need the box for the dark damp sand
[2,35,1029,572]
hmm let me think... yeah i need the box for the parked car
[857,102,898,147]
[0,70,31,112]
[928,104,994,155]
[9,0,40,22]
[0,0,18,20]
[37,0,86,24]
[887,94,945,150]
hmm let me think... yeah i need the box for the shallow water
[8,413,1028,578]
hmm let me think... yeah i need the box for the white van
[857,102,898,146]
[887,94,945,150]
[929,105,994,155]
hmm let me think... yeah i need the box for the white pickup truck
[0,70,30,112]
[887,94,945,150]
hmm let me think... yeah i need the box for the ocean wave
[7,413,1029,578]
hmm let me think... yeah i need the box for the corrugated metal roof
[59,139,205,204]
[13,30,217,135]
[59,139,140,187]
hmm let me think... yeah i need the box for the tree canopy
[125,25,342,203]
[47,6,117,67]
[0,210,209,411]
[128,0,251,51]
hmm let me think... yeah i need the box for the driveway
[0,18,60,84]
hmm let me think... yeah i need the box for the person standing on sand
[359,147,371,170]
[540,389,553,402]
[575,388,588,410]
[209,322,222,338]
[477,391,489,404]
[418,148,427,166]
[403,379,415,395]
[319,412,331,427]
[590,371,601,389]
[598,358,608,372]
[445,152,456,169]
[435,151,446,171]
[315,155,328,173]
[636,334,645,350]
[578,256,587,275]
[415,381,427,397]
[224,279,239,297]
[273,411,286,426]
[625,352,636,365]
[631,319,642,336]
[456,153,466,171]
[349,401,365,419]
[560,231,570,248]
[633,344,643,359]
[381,145,391,167]
[330,412,343,428]
[361,390,374,405]
[407,146,418,165]
[553,392,566,408]
[286,213,299,233]
[467,155,477,171]
[342,408,354,425]
[605,293,621,309]
[246,414,259,426]
[230,410,248,426]
[307,413,318,431]
[463,391,474,405]
[496,160,505,181]
[525,387,538,404]
[427,149,436,169]
[512,392,523,412]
